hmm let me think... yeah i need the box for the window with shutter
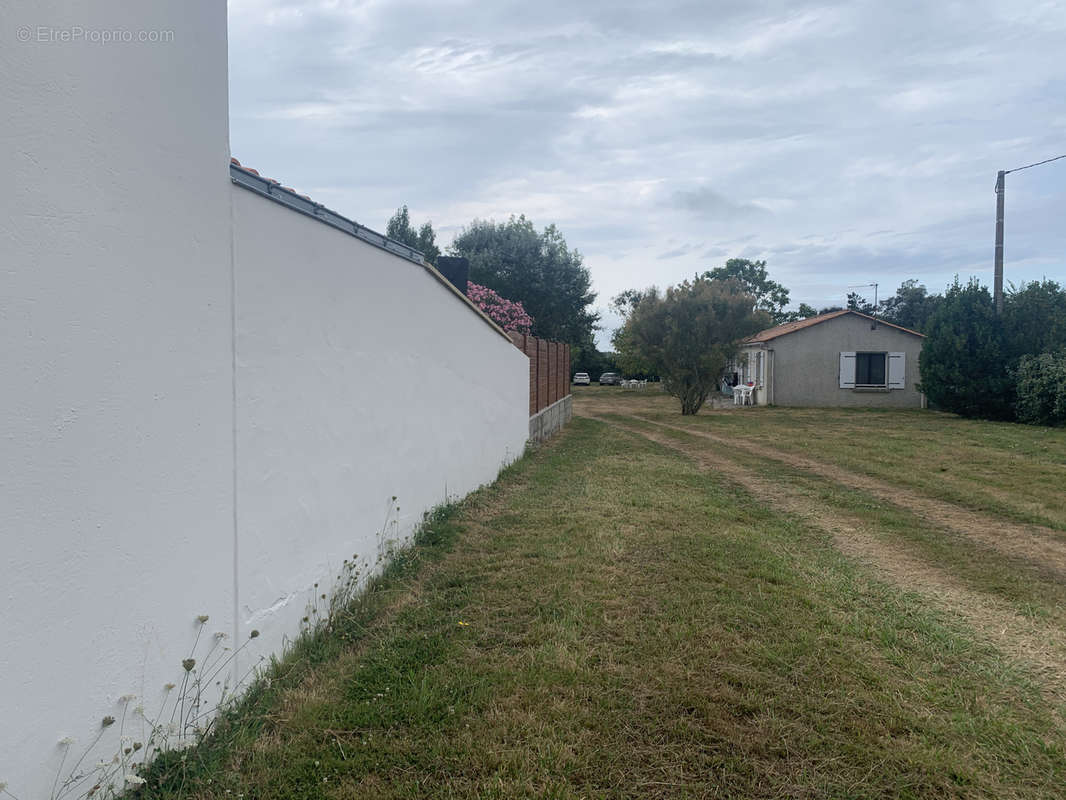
[840,351,906,390]
[887,352,906,389]
[839,352,856,388]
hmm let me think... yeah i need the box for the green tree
[610,288,649,320]
[386,205,440,264]
[1015,350,1066,426]
[702,258,791,323]
[614,278,769,415]
[919,278,1014,419]
[451,215,598,346]
[878,280,942,332]
[775,302,821,324]
[846,292,877,315]
[570,338,617,378]
[1002,279,1066,361]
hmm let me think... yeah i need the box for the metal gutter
[229,162,513,344]
[229,163,425,265]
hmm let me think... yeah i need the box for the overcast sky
[228,0,1065,345]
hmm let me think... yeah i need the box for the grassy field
[150,388,1066,799]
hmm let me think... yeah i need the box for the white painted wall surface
[231,187,529,658]
[0,2,233,797]
[1,2,529,796]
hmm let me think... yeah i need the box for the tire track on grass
[585,413,1066,705]
[626,414,1066,579]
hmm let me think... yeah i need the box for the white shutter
[839,352,856,388]
[887,352,906,389]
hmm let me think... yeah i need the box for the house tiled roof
[745,309,925,343]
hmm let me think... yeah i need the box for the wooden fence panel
[524,336,537,416]
[537,338,549,413]
[549,341,559,405]
[563,345,570,398]
[508,334,572,418]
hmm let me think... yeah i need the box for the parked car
[573,372,591,385]
[598,372,622,385]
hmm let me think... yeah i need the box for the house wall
[0,2,529,795]
[230,186,529,659]
[0,3,234,796]
[752,314,924,407]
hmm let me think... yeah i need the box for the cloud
[226,0,1066,351]
[671,186,770,220]
[656,242,705,260]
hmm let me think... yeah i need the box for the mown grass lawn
[150,390,1066,799]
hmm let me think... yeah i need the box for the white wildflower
[124,774,146,786]
[58,736,75,746]
[119,693,137,703]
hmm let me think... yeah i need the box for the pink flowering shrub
[467,282,534,334]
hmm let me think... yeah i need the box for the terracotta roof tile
[745,309,925,343]
[230,156,303,194]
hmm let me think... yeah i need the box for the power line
[1005,153,1066,175]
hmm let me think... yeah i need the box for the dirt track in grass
[579,402,1066,705]
[579,395,1066,576]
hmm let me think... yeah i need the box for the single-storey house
[732,310,926,407]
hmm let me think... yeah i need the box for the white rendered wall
[0,2,234,796]
[231,187,529,657]
[1,4,529,791]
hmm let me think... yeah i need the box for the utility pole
[992,153,1066,315]
[994,170,1005,314]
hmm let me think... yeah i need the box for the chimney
[435,256,469,295]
